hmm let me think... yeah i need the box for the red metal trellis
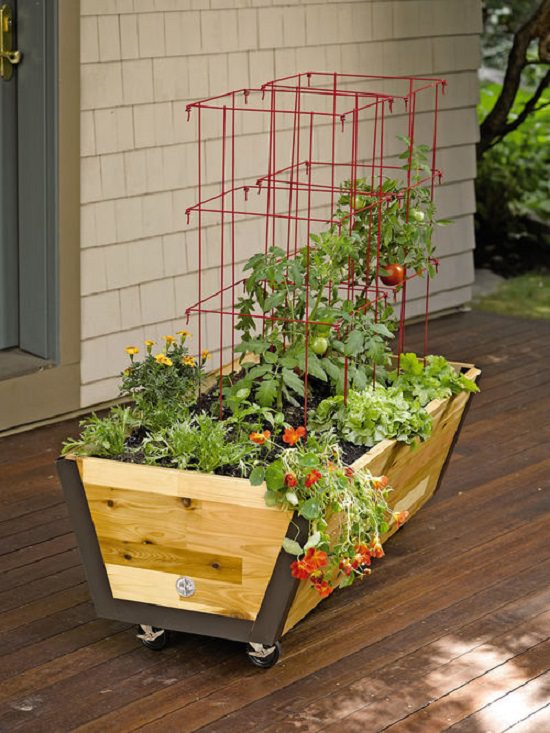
[184,72,445,424]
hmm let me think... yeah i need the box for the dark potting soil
[114,375,370,477]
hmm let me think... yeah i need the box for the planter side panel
[283,385,474,634]
[79,458,293,621]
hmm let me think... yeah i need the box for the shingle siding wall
[79,0,482,407]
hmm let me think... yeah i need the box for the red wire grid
[184,72,446,423]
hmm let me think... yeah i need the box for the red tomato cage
[183,72,445,424]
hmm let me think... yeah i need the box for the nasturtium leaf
[299,453,319,468]
[299,498,322,520]
[282,538,303,556]
[249,466,265,486]
[304,531,321,549]
[265,460,285,491]
[264,490,279,507]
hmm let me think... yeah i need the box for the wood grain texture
[80,473,293,620]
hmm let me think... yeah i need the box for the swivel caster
[137,625,168,651]
[246,641,281,669]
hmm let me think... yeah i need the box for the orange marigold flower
[373,475,389,490]
[393,510,410,528]
[249,430,271,445]
[284,472,298,488]
[182,355,196,367]
[305,469,322,488]
[282,426,306,446]
[369,538,384,558]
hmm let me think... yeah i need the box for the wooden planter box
[57,362,479,662]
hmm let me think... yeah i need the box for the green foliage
[311,385,432,448]
[473,273,550,319]
[250,431,396,596]
[61,407,140,458]
[387,353,479,406]
[476,82,550,275]
[141,413,264,476]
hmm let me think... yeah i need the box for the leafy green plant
[311,385,432,448]
[62,406,140,458]
[249,430,405,597]
[141,413,264,476]
[387,353,479,406]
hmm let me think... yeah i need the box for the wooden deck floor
[0,311,549,733]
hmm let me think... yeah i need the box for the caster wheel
[246,641,281,669]
[137,625,168,651]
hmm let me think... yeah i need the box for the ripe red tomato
[380,264,405,287]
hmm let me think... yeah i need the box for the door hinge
[0,3,22,81]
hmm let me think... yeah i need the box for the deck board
[0,311,549,733]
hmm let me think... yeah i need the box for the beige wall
[79,0,482,408]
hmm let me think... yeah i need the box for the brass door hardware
[0,3,21,81]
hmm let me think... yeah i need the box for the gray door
[0,1,19,349]
[0,0,57,360]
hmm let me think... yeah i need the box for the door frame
[0,0,80,431]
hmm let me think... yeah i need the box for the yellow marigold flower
[154,353,173,366]
[144,339,155,354]
[176,329,191,340]
[164,335,175,345]
[182,355,196,367]
[125,346,139,356]
[201,349,211,362]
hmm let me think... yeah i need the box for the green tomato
[311,337,329,355]
[411,208,425,222]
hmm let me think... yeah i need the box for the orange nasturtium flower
[305,469,322,488]
[369,538,385,558]
[154,353,173,367]
[144,339,155,354]
[290,547,328,580]
[284,472,298,488]
[125,346,139,357]
[282,426,306,446]
[249,430,271,445]
[352,544,372,569]
[312,578,333,598]
[393,510,410,528]
[372,475,389,491]
[182,355,196,367]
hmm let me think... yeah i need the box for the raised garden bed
[59,72,480,667]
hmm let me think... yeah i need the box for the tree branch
[500,68,550,136]
[478,0,550,158]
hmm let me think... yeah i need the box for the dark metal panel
[249,514,309,646]
[17,0,57,359]
[0,1,19,349]
[56,458,255,643]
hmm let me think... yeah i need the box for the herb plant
[62,406,140,458]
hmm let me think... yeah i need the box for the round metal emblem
[175,576,196,597]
